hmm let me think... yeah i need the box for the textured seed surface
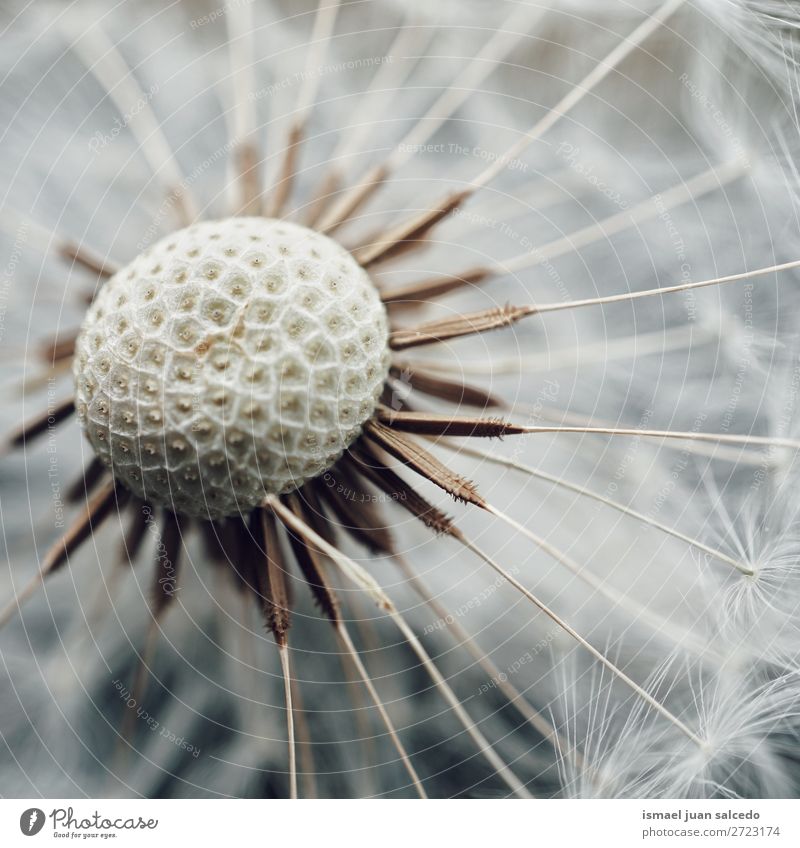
[73,217,390,519]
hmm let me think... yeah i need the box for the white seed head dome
[73,217,391,519]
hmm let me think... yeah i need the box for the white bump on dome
[74,217,391,519]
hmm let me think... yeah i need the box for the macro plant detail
[2,0,800,800]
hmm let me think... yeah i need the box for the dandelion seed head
[654,669,800,798]
[2,0,800,799]
[712,524,800,665]
[73,217,390,519]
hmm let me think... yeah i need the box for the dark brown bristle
[347,227,432,267]
[317,162,388,233]
[354,189,469,267]
[9,397,75,448]
[260,509,292,641]
[389,304,536,350]
[198,520,227,565]
[118,500,151,566]
[283,494,341,623]
[58,242,117,277]
[65,458,108,504]
[246,514,270,604]
[199,518,242,567]
[235,141,262,216]
[348,444,459,538]
[266,122,304,218]
[40,333,77,365]
[380,266,492,305]
[312,467,395,555]
[303,169,343,228]
[151,511,185,618]
[377,408,523,438]
[228,512,264,596]
[43,479,125,576]
[215,514,260,596]
[363,420,485,508]
[294,484,338,546]
[389,365,503,409]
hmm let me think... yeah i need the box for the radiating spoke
[393,553,570,754]
[455,530,703,746]
[0,209,120,277]
[317,4,547,233]
[284,495,427,797]
[268,496,534,798]
[226,0,261,215]
[278,640,298,799]
[66,24,197,224]
[349,0,685,263]
[266,0,341,216]
[382,159,744,303]
[442,440,753,575]
[377,408,800,451]
[0,481,122,629]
